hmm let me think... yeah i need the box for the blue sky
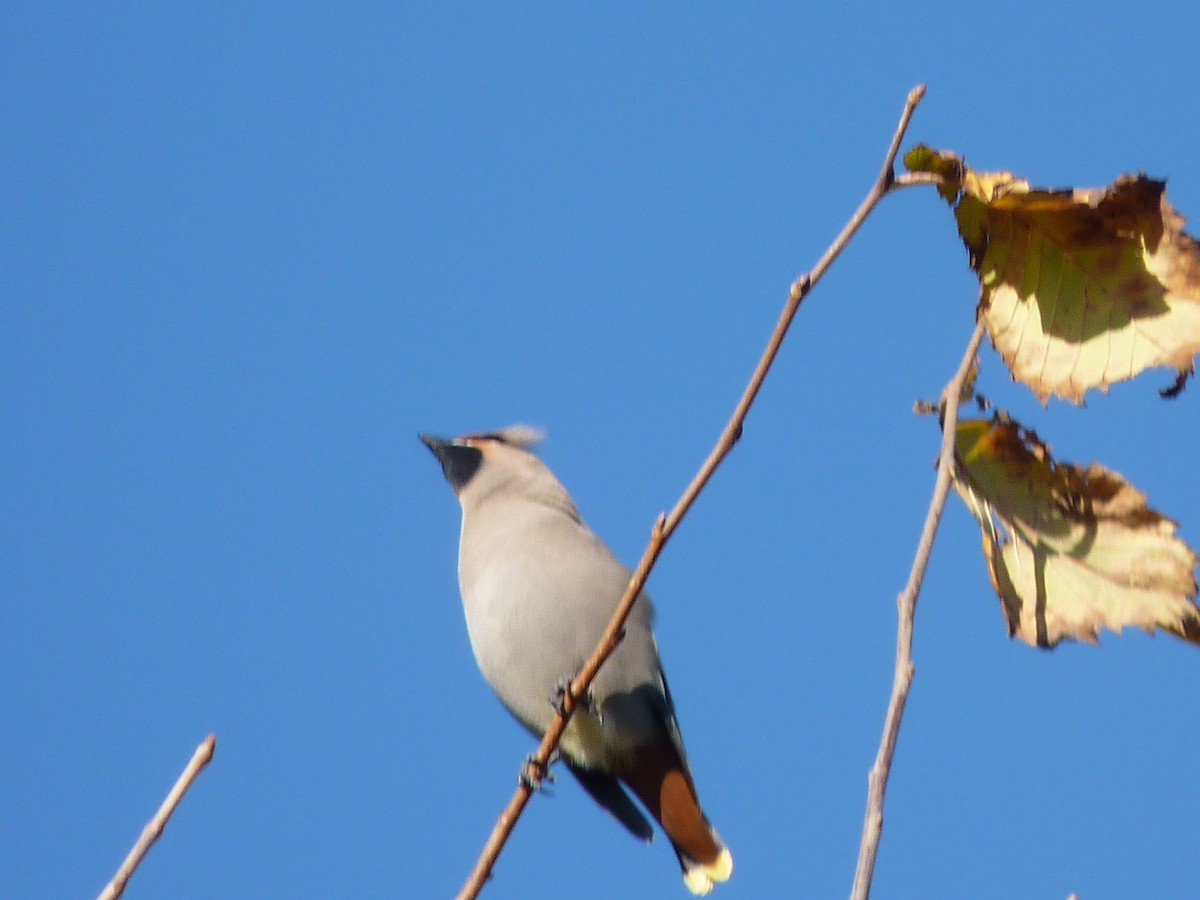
[4,5,1199,899]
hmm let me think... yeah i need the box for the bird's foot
[519,754,556,792]
[550,676,594,716]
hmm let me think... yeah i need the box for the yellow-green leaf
[906,146,1200,403]
[953,417,1200,648]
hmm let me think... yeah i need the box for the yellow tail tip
[683,848,733,895]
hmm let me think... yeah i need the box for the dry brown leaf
[905,146,1200,403]
[953,416,1200,648]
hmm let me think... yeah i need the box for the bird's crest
[474,424,545,449]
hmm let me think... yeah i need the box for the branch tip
[97,734,217,900]
[457,83,931,900]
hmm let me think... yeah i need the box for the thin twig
[97,734,217,900]
[893,171,945,189]
[456,83,928,900]
[849,318,987,900]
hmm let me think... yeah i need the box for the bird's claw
[551,677,575,714]
[519,754,556,792]
[551,676,595,716]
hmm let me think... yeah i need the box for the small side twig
[97,734,217,900]
[849,318,987,900]
[456,83,928,900]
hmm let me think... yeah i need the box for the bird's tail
[622,744,732,895]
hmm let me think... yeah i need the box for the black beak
[419,432,482,491]
[419,432,451,456]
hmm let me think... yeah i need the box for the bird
[420,425,732,894]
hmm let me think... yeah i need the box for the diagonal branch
[97,733,217,900]
[849,317,987,900]
[456,83,928,900]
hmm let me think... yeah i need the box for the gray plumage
[420,426,731,894]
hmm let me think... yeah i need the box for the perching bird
[420,425,732,895]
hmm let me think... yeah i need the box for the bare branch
[850,318,987,900]
[97,734,217,900]
[456,83,928,900]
